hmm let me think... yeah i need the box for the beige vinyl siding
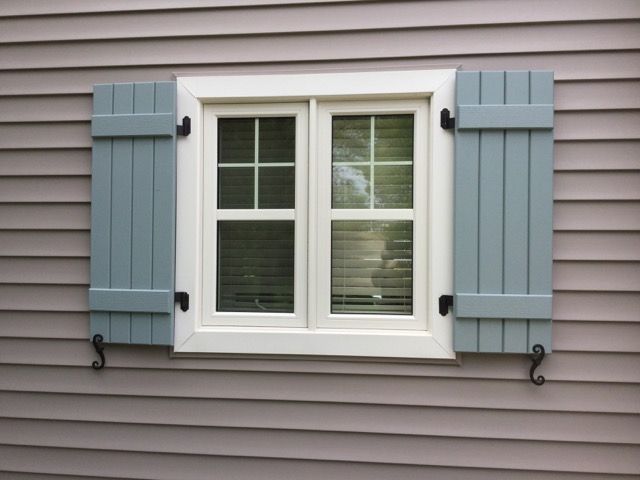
[2,23,639,70]
[0,1,639,478]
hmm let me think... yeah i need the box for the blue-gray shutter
[89,82,177,345]
[453,71,554,353]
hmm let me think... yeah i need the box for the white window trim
[174,69,456,359]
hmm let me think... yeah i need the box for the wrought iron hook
[529,344,545,386]
[91,334,105,370]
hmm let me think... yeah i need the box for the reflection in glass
[332,116,370,163]
[373,165,412,208]
[331,221,413,315]
[332,165,370,208]
[374,115,413,163]
[331,114,413,209]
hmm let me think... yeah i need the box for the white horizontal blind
[331,114,414,315]
[217,220,294,312]
[332,220,413,314]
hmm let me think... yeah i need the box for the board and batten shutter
[89,82,177,345]
[453,71,554,353]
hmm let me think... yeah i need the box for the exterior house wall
[0,1,639,478]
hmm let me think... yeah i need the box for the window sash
[314,100,429,330]
[202,103,308,328]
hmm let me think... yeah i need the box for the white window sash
[315,99,428,330]
[201,103,309,328]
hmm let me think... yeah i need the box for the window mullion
[307,98,319,331]
[254,118,259,209]
[369,115,375,210]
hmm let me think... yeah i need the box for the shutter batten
[89,289,174,314]
[455,294,552,320]
[453,71,554,354]
[456,104,554,130]
[92,113,175,137]
[90,81,177,345]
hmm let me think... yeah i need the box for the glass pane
[332,114,414,209]
[332,116,370,163]
[218,167,254,209]
[259,117,295,163]
[217,221,294,313]
[374,114,414,162]
[218,118,254,164]
[258,166,295,209]
[332,165,370,208]
[331,221,413,315]
[374,165,413,208]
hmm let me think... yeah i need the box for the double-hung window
[202,103,308,328]
[175,69,455,358]
[316,100,427,330]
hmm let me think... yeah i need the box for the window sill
[174,327,456,359]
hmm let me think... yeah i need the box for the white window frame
[174,69,456,359]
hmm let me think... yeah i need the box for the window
[174,69,455,358]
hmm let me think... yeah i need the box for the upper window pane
[259,117,296,163]
[217,117,296,209]
[374,115,413,163]
[259,166,295,208]
[332,114,413,209]
[218,118,254,164]
[218,167,254,209]
[332,116,370,163]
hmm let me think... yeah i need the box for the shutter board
[89,82,176,345]
[453,71,554,354]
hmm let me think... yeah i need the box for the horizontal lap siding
[0,1,638,42]
[0,1,638,478]
[2,22,639,70]
[0,418,638,474]
[2,390,639,443]
[1,364,639,412]
[3,339,640,383]
[2,446,636,480]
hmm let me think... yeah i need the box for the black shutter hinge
[175,291,190,311]
[438,294,454,316]
[440,108,455,130]
[177,116,191,136]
